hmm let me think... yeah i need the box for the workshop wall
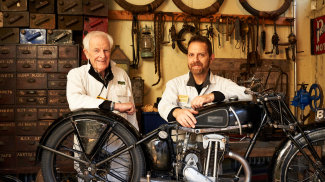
[107,0,324,108]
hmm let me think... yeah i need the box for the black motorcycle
[36,79,325,182]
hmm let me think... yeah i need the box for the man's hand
[173,108,198,128]
[191,93,214,109]
[114,102,135,115]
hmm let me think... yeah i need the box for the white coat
[66,61,138,130]
[158,72,252,121]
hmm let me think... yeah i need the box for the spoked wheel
[273,128,325,182]
[41,116,145,182]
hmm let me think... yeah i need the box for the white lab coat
[158,72,252,121]
[66,61,138,130]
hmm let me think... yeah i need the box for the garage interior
[0,0,325,181]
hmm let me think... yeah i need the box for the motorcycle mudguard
[35,108,141,162]
[271,124,325,180]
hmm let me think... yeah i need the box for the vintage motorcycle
[36,78,325,182]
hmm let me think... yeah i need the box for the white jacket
[66,61,138,130]
[158,72,252,121]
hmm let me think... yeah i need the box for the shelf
[107,10,292,26]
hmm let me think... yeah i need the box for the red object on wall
[84,17,108,32]
[82,17,109,61]
[311,15,325,55]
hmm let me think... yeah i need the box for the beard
[188,62,209,75]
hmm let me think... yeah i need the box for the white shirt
[66,61,138,130]
[158,72,252,121]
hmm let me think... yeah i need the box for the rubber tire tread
[40,118,145,182]
[177,25,196,54]
[172,0,224,17]
[239,0,292,19]
[273,128,325,182]
[114,0,165,14]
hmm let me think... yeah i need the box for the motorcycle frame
[236,94,325,180]
[36,96,325,180]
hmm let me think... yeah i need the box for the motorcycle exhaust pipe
[184,167,213,182]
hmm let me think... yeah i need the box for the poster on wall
[311,15,325,55]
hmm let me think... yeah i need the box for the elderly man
[66,31,138,130]
[158,35,252,128]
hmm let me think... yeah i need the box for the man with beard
[158,35,252,128]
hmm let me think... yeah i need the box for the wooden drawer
[16,73,47,89]
[48,80,66,89]
[58,15,83,30]
[0,152,16,169]
[16,96,47,105]
[16,59,37,72]
[3,12,29,27]
[0,28,19,44]
[47,29,73,44]
[37,45,57,59]
[38,108,58,120]
[15,136,41,151]
[48,90,65,97]
[16,108,38,121]
[30,13,56,29]
[0,73,16,89]
[17,45,37,58]
[0,136,15,151]
[16,121,38,135]
[83,0,109,16]
[16,152,36,168]
[20,29,46,44]
[0,89,14,105]
[58,59,78,73]
[48,73,67,80]
[84,17,108,32]
[48,96,67,105]
[59,45,78,59]
[0,122,15,136]
[0,59,15,72]
[39,120,54,133]
[57,0,83,15]
[0,45,16,58]
[29,0,55,13]
[48,90,67,105]
[59,108,70,117]
[37,59,58,72]
[17,90,47,97]
[0,108,14,122]
[1,0,27,11]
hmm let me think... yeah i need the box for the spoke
[107,171,128,182]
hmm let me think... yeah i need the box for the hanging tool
[130,15,140,68]
[169,14,177,49]
[261,18,266,51]
[265,20,280,55]
[152,12,165,86]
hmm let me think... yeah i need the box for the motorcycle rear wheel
[273,128,325,182]
[41,117,145,182]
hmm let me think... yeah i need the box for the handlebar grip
[263,95,281,101]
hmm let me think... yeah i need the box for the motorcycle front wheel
[273,128,325,182]
[40,116,145,182]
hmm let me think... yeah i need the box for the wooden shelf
[107,10,291,26]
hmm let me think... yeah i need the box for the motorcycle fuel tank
[195,101,262,128]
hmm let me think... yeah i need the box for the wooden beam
[107,10,291,26]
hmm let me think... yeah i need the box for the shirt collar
[88,64,114,87]
[186,71,211,87]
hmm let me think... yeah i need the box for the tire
[41,115,145,182]
[273,128,325,182]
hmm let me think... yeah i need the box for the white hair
[83,31,114,51]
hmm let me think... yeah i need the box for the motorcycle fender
[271,125,325,180]
[35,108,141,162]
